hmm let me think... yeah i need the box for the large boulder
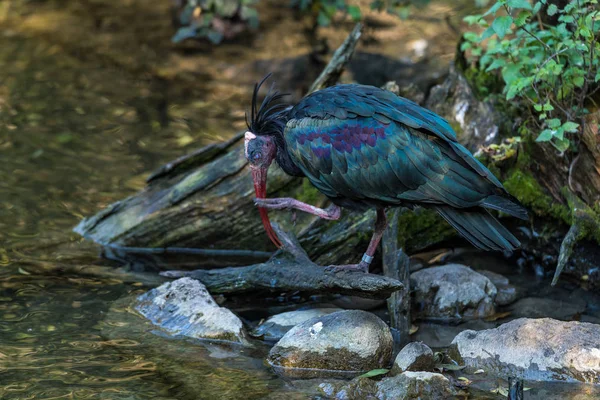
[267,310,393,379]
[391,342,435,374]
[451,318,600,383]
[250,308,341,341]
[411,264,497,321]
[136,277,247,344]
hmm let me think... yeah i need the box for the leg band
[361,253,374,265]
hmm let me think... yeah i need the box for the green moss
[463,67,502,100]
[503,169,570,224]
[297,179,324,205]
[397,208,455,252]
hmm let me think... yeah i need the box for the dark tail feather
[435,206,521,251]
[482,195,529,220]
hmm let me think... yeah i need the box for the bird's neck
[275,144,305,177]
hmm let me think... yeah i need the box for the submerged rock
[324,371,457,399]
[376,372,457,400]
[391,342,435,374]
[411,264,497,321]
[250,308,341,341]
[451,318,600,383]
[136,277,247,344]
[507,297,586,321]
[268,310,393,379]
[478,270,518,306]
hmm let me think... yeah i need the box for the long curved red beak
[252,167,282,248]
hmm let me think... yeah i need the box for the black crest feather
[246,73,290,136]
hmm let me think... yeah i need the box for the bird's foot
[254,197,295,210]
[253,197,342,220]
[324,261,369,273]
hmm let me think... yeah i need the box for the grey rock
[426,64,502,152]
[136,277,247,344]
[411,264,497,321]
[321,371,457,400]
[451,318,600,383]
[508,297,585,320]
[251,308,341,341]
[391,342,435,374]
[375,372,457,399]
[268,310,393,379]
[478,270,519,306]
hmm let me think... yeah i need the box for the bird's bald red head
[244,132,281,248]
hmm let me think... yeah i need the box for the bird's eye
[253,152,262,160]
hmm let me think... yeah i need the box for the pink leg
[254,197,341,220]
[327,208,387,273]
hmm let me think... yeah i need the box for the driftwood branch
[308,23,362,94]
[382,209,411,347]
[162,224,403,299]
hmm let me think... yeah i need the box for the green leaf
[547,118,562,129]
[507,0,532,10]
[503,64,522,85]
[536,129,553,142]
[484,2,504,16]
[515,10,532,26]
[479,26,496,41]
[547,4,558,16]
[437,364,466,371]
[562,121,580,133]
[317,12,330,26]
[359,369,390,378]
[347,5,361,21]
[485,58,506,71]
[492,16,513,39]
[553,137,570,152]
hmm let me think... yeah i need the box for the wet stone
[250,308,341,341]
[267,310,393,379]
[391,342,435,374]
[136,277,248,344]
[478,270,519,306]
[319,371,457,400]
[375,372,457,400]
[451,318,600,383]
[411,264,497,321]
[508,297,586,320]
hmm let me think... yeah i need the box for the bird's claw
[254,197,293,210]
[324,263,369,273]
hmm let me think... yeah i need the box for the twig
[308,23,362,94]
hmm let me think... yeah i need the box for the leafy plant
[173,0,259,44]
[463,0,600,152]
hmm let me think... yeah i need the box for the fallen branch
[162,224,403,299]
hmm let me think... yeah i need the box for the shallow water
[1,0,599,399]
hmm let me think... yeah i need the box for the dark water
[1,1,599,399]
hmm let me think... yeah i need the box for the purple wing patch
[298,124,387,155]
